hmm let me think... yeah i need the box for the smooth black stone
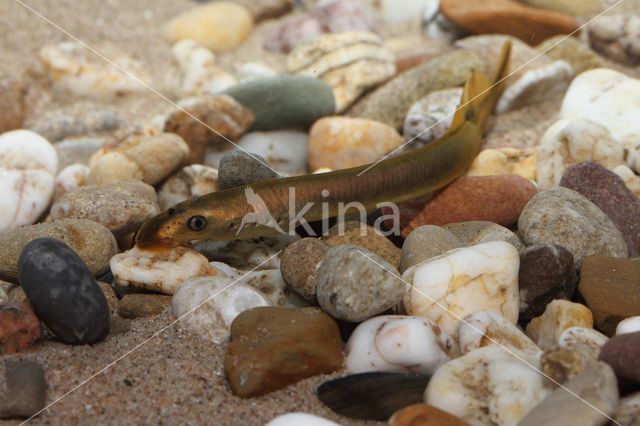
[317,372,431,421]
[0,359,47,419]
[18,238,110,344]
[217,150,279,190]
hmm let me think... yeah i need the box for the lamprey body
[136,42,512,248]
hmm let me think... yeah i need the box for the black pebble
[18,238,110,345]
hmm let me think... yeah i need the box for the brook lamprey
[135,41,512,248]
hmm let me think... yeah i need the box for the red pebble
[0,302,42,354]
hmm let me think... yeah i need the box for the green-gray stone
[222,75,335,130]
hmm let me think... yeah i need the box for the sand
[0,0,639,425]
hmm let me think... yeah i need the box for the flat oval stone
[222,75,335,130]
[316,245,405,322]
[217,150,278,190]
[0,360,47,420]
[280,237,330,301]
[599,330,640,384]
[17,238,110,344]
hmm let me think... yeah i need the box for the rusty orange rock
[389,403,471,426]
[0,302,42,354]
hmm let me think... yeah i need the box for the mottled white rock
[205,130,308,173]
[157,164,218,210]
[424,345,552,426]
[403,87,462,147]
[613,164,640,198]
[616,316,640,335]
[166,39,236,98]
[236,62,278,83]
[345,315,457,375]
[560,68,640,173]
[403,241,520,336]
[38,42,149,98]
[265,413,341,426]
[559,326,609,361]
[456,310,542,358]
[518,361,618,426]
[0,130,57,234]
[526,300,594,350]
[172,275,272,343]
[237,269,309,308]
[53,164,90,200]
[110,246,223,294]
[536,118,625,189]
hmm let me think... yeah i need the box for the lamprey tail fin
[449,40,512,132]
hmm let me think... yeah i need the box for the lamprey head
[135,194,240,249]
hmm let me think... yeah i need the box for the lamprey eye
[187,215,207,231]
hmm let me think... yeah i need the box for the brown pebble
[599,330,640,384]
[541,345,592,384]
[280,238,330,301]
[0,302,42,354]
[0,73,25,133]
[116,294,171,319]
[323,221,401,268]
[389,403,471,426]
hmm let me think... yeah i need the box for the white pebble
[616,316,640,335]
[54,164,90,200]
[265,413,341,426]
[157,164,218,210]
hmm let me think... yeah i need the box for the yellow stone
[307,116,404,171]
[467,147,537,181]
[526,300,594,350]
[163,2,254,53]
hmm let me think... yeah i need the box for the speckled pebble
[0,301,42,354]
[237,269,309,308]
[402,87,462,149]
[280,238,330,301]
[443,221,524,251]
[157,164,218,210]
[0,360,47,419]
[316,244,405,322]
[28,105,123,142]
[400,225,462,274]
[116,294,171,319]
[217,150,279,190]
[323,221,401,269]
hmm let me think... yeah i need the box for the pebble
[558,326,609,360]
[456,310,542,358]
[217,150,278,190]
[163,2,254,52]
[111,246,221,294]
[213,130,308,173]
[116,294,171,319]
[613,164,640,199]
[443,221,524,251]
[28,105,123,142]
[579,255,640,336]
[541,345,594,384]
[18,238,110,344]
[308,116,403,170]
[389,403,471,426]
[166,39,236,98]
[316,245,405,322]
[0,72,25,133]
[53,164,90,200]
[535,35,610,76]
[424,345,552,426]
[0,302,42,354]
[50,179,159,241]
[0,218,117,283]
[616,316,640,336]
[88,131,189,186]
[266,413,340,426]
[536,118,626,190]
[157,164,218,210]
[467,147,537,182]
[55,137,105,170]
[613,392,640,426]
[400,225,462,274]
[440,0,580,45]
[403,241,520,336]
[323,221,401,268]
[526,300,594,351]
[455,35,573,113]
[560,68,640,173]
[288,32,396,112]
[38,42,149,98]
[599,331,640,385]
[518,361,618,426]
[224,306,343,397]
[402,175,538,237]
[164,94,254,164]
[223,75,334,130]
[0,130,57,234]
[265,0,376,53]
[345,315,458,375]
[237,269,309,308]
[518,244,577,319]
[402,88,462,148]
[172,276,272,343]
[518,186,628,268]
[589,15,640,66]
[97,282,118,314]
[520,0,607,16]
[348,49,483,130]
[280,238,330,301]
[560,161,640,257]
[233,0,294,22]
[0,360,47,419]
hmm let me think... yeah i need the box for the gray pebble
[217,150,279,190]
[443,221,524,251]
[400,225,462,273]
[0,360,47,419]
